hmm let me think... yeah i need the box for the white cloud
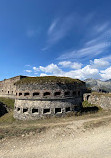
[58,61,71,67]
[40,73,48,76]
[49,16,74,44]
[48,19,58,35]
[32,63,100,80]
[58,61,82,69]
[90,58,110,68]
[100,66,111,80]
[25,70,32,73]
[94,23,109,33]
[101,54,111,61]
[57,23,111,61]
[26,56,111,81]
[39,63,63,75]
[25,65,31,67]
[33,67,39,71]
[58,42,107,60]
[62,65,100,80]
[42,15,75,50]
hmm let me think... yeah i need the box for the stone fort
[0,75,87,120]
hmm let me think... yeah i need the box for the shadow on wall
[81,106,99,114]
[0,102,8,117]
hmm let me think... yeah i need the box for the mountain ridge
[84,78,111,92]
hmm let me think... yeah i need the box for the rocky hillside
[85,79,111,92]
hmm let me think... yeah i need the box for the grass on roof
[15,76,84,85]
[91,92,111,97]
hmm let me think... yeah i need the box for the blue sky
[0,0,111,81]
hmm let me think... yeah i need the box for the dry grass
[0,98,111,139]
[84,117,111,129]
[0,109,111,139]
[91,92,111,97]
[0,97,14,110]
[15,76,84,85]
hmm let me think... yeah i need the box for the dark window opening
[87,95,90,100]
[16,93,17,96]
[54,91,61,96]
[43,108,50,114]
[78,91,81,96]
[24,92,30,96]
[17,107,20,112]
[64,91,70,96]
[32,108,38,113]
[19,93,22,96]
[23,108,28,113]
[73,91,76,96]
[43,92,50,96]
[55,108,62,114]
[65,107,71,112]
[12,91,13,94]
[33,92,40,96]
[2,90,3,92]
[8,91,9,94]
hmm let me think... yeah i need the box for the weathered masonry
[0,76,87,120]
[14,76,87,120]
[0,75,26,98]
[84,93,111,110]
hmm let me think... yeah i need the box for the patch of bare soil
[0,115,111,158]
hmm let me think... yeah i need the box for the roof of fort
[15,76,85,85]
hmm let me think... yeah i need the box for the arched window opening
[33,92,40,96]
[78,91,81,96]
[73,91,76,96]
[24,92,30,96]
[43,92,50,96]
[87,95,90,100]
[54,91,61,96]
[64,91,70,96]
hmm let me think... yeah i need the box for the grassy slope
[91,92,111,97]
[0,97,14,110]
[0,98,110,139]
[15,76,84,85]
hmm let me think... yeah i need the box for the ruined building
[0,76,87,120]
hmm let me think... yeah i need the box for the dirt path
[0,115,111,158]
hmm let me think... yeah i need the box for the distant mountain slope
[84,78,111,92]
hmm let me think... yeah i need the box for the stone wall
[14,98,82,120]
[0,76,87,120]
[0,76,26,96]
[84,93,111,110]
[15,82,86,99]
[14,80,86,120]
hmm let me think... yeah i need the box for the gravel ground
[0,116,111,158]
